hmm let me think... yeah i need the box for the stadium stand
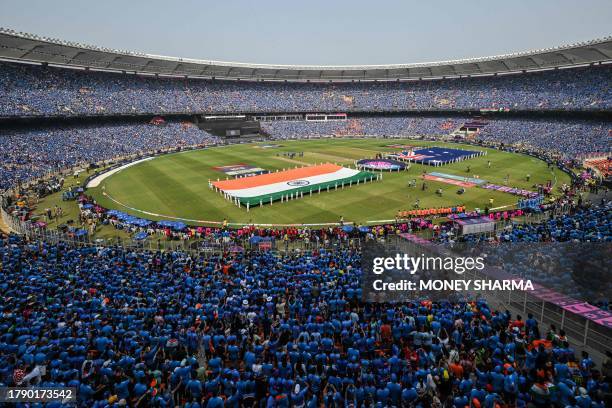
[0,232,610,407]
[0,62,611,116]
[0,123,220,191]
[260,118,460,139]
[0,29,610,408]
[261,118,610,158]
[475,119,611,158]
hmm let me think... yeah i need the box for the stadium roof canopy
[1,27,611,82]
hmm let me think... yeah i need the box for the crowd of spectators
[0,122,220,191]
[436,201,612,305]
[1,232,610,407]
[494,203,611,243]
[476,119,611,158]
[95,212,435,247]
[434,198,611,245]
[1,62,610,116]
[262,117,610,158]
[261,118,459,139]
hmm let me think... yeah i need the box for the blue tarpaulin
[74,229,88,237]
[127,218,151,227]
[250,236,274,244]
[133,231,148,241]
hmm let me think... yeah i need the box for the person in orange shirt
[448,361,464,379]
[510,315,526,331]
[380,322,392,344]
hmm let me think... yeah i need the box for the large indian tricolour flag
[212,164,376,206]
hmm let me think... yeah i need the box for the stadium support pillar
[301,192,303,198]
[349,180,352,187]
[310,190,312,197]
[247,202,250,212]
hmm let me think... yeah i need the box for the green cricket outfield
[87,138,569,226]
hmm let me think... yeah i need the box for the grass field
[86,138,570,226]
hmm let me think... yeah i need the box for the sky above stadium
[2,0,611,65]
